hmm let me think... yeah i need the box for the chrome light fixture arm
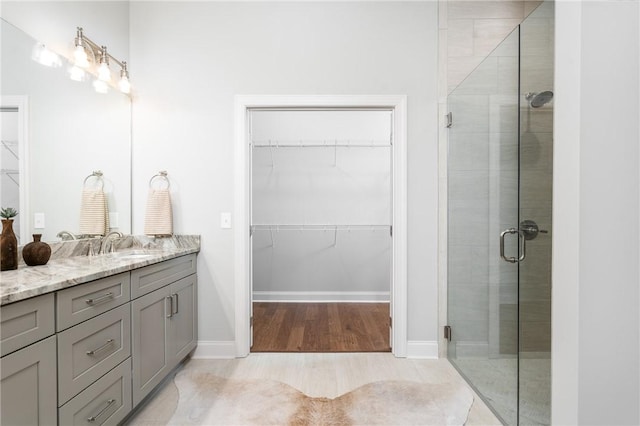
[74,27,130,94]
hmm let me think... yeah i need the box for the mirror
[0,18,131,243]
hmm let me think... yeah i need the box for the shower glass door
[447,26,521,425]
[447,2,553,425]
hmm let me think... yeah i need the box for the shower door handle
[500,228,526,263]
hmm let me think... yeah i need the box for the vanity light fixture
[72,27,131,94]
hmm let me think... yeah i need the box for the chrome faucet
[57,230,77,241]
[100,231,124,254]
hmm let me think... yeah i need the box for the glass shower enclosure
[447,2,553,425]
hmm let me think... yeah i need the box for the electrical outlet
[34,213,45,228]
[221,212,231,229]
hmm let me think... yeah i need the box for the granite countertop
[0,235,200,305]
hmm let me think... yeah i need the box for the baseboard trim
[192,341,236,359]
[407,341,439,359]
[253,291,390,303]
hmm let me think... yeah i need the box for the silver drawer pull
[86,339,114,356]
[87,398,116,422]
[85,292,114,305]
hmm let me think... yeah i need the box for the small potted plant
[1,207,19,270]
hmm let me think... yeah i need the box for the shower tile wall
[442,0,542,93]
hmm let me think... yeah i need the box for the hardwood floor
[251,302,391,352]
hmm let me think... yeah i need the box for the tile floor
[126,353,501,425]
[453,357,551,425]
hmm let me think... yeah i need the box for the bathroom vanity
[0,239,199,425]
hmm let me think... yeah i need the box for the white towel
[144,188,173,236]
[79,189,110,236]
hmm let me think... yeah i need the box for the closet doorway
[250,108,391,352]
[235,96,408,357]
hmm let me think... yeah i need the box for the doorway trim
[1,95,30,244]
[234,95,408,357]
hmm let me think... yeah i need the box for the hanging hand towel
[79,189,110,236]
[144,188,173,236]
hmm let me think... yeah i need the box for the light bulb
[97,62,111,82]
[74,45,89,68]
[118,65,131,94]
[118,75,131,94]
[93,79,109,94]
[31,43,62,67]
[69,65,86,82]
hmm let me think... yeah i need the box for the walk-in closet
[250,109,392,352]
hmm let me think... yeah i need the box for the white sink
[110,250,159,260]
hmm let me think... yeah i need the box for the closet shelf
[252,139,391,148]
[251,224,390,231]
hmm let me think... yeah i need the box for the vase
[1,219,18,271]
[22,234,52,266]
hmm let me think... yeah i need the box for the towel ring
[149,171,170,189]
[83,171,104,190]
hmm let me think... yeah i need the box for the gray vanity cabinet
[1,293,57,425]
[131,254,197,407]
[1,251,197,424]
[0,335,57,426]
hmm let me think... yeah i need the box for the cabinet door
[168,274,198,367]
[131,285,171,406]
[1,335,57,426]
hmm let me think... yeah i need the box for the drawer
[58,304,131,405]
[57,272,131,331]
[1,293,55,356]
[131,254,196,299]
[59,358,132,426]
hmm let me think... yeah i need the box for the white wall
[1,1,129,62]
[130,1,439,351]
[553,1,640,424]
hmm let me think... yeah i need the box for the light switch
[34,213,45,228]
[221,212,232,229]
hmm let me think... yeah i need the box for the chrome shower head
[525,91,554,108]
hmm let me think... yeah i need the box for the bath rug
[168,372,474,425]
